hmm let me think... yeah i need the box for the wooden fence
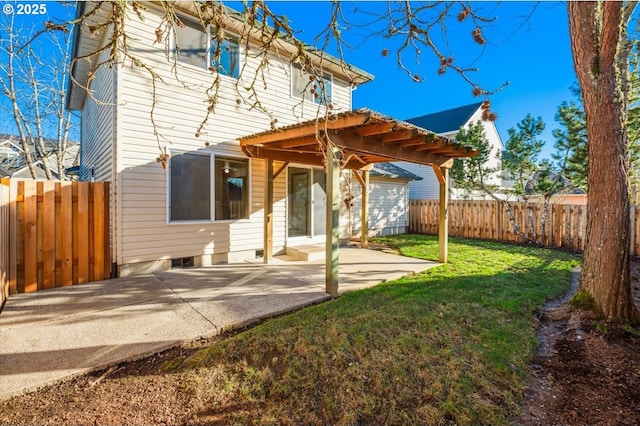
[0,178,111,298]
[409,199,640,255]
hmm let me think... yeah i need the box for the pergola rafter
[238,108,479,297]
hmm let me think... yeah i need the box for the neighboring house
[395,102,504,200]
[0,134,79,179]
[67,2,426,276]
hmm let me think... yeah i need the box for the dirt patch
[513,259,640,425]
[0,260,639,425]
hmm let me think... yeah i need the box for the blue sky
[2,1,576,159]
[263,1,577,159]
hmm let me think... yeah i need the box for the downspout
[113,56,122,277]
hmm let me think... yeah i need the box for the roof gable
[405,102,483,134]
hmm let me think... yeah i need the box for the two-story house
[67,2,473,277]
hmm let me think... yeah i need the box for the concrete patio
[0,247,438,400]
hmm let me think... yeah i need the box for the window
[173,20,240,78]
[169,153,249,222]
[170,153,211,221]
[214,157,248,220]
[291,64,332,105]
[174,20,208,69]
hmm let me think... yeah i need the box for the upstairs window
[291,64,332,105]
[173,20,240,78]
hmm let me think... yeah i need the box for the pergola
[239,108,478,297]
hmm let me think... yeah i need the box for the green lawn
[176,235,581,425]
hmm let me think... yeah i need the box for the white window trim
[166,150,251,225]
[290,63,333,105]
[168,19,242,80]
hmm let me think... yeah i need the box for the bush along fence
[409,199,640,255]
[0,178,111,300]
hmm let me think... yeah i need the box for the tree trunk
[568,2,637,321]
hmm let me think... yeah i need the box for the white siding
[341,173,409,238]
[80,53,115,183]
[396,162,440,200]
[112,8,353,267]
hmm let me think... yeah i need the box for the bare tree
[0,8,77,179]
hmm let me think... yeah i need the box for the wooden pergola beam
[243,146,324,166]
[239,112,371,147]
[428,145,467,155]
[273,161,289,179]
[373,128,416,143]
[353,122,396,136]
[415,141,446,152]
[267,135,321,149]
[400,135,434,148]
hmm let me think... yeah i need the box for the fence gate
[0,178,110,301]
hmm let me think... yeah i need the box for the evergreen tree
[552,97,588,191]
[450,120,498,196]
[502,114,545,197]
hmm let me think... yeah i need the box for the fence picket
[60,182,73,286]
[75,182,89,284]
[23,181,37,293]
[93,182,106,281]
[42,181,56,289]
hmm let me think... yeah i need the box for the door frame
[286,164,326,246]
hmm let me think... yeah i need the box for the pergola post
[353,169,369,248]
[433,165,449,263]
[325,145,340,297]
[361,170,369,248]
[264,159,274,263]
